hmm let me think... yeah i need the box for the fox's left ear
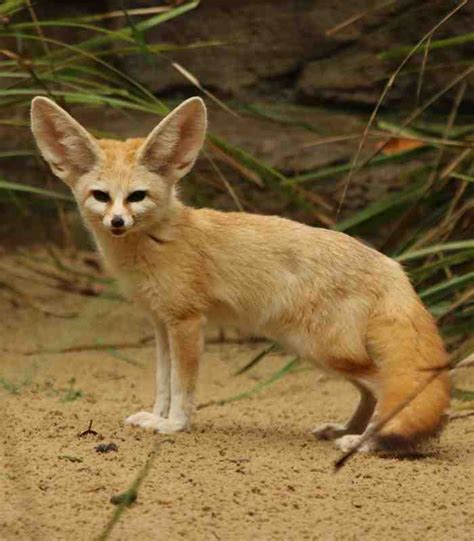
[137,97,207,181]
[30,97,102,184]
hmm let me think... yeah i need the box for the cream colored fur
[30,96,450,451]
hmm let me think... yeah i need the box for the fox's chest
[115,267,143,298]
[97,239,163,307]
[114,264,163,310]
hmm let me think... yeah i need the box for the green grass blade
[0,32,167,112]
[0,179,74,201]
[0,150,36,158]
[453,388,474,401]
[450,172,474,183]
[209,133,288,188]
[234,343,277,376]
[335,180,425,232]
[56,1,196,56]
[397,241,474,262]
[283,147,429,186]
[411,120,474,138]
[106,348,144,368]
[3,1,199,59]
[97,441,163,541]
[410,251,474,283]
[0,88,161,113]
[0,0,25,17]
[0,377,20,394]
[10,20,138,43]
[380,33,474,60]
[200,358,300,408]
[420,271,474,301]
[243,103,322,133]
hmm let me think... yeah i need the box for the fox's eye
[127,190,147,203]
[92,190,110,203]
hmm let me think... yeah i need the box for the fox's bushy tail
[368,298,451,449]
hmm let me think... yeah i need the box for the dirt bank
[0,249,473,541]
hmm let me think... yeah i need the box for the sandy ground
[1,249,473,541]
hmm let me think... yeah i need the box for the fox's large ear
[30,97,102,183]
[137,97,207,181]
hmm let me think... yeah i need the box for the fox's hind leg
[335,302,451,454]
[313,382,376,440]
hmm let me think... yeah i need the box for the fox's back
[178,209,411,345]
[191,208,401,295]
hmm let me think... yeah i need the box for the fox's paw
[125,411,188,433]
[152,417,189,434]
[313,423,349,441]
[125,411,164,429]
[335,434,375,453]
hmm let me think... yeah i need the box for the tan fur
[367,299,450,447]
[99,138,145,165]
[30,96,451,450]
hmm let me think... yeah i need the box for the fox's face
[73,138,179,237]
[30,97,207,237]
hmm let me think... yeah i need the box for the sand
[1,248,473,541]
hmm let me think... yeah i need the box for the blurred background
[0,0,473,360]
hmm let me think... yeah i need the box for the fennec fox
[31,96,450,453]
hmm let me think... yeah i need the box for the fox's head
[30,97,207,237]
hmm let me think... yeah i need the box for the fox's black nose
[111,215,124,228]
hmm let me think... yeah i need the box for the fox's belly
[206,299,315,356]
[207,293,372,368]
[206,301,259,335]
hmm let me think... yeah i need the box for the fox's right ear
[137,97,207,182]
[30,97,102,184]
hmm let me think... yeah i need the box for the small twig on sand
[78,420,98,438]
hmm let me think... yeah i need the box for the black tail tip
[376,411,449,454]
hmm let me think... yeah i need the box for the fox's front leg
[159,316,203,433]
[125,321,171,428]
[153,322,171,417]
[126,316,202,434]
